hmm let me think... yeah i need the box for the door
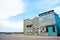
[37,28,41,35]
[48,26,53,36]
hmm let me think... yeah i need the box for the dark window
[46,27,48,32]
[52,25,55,32]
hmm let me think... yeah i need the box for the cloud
[0,0,60,32]
[34,0,60,17]
[53,6,60,17]
[35,0,60,10]
[0,0,25,32]
[0,20,23,32]
[0,0,26,19]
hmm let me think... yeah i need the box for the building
[24,17,39,35]
[24,10,60,36]
[24,19,34,35]
[38,10,60,36]
[32,17,39,35]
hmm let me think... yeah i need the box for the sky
[0,0,60,32]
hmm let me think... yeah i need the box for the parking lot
[0,34,60,40]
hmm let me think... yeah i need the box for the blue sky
[0,0,60,32]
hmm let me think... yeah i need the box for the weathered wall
[24,19,33,35]
[39,12,56,27]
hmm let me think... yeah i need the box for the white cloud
[0,0,26,19]
[35,0,60,10]
[52,6,60,17]
[0,0,60,32]
[0,20,23,32]
[35,0,60,17]
[0,0,25,32]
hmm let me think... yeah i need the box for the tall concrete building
[24,10,60,36]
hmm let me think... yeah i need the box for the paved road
[0,34,60,40]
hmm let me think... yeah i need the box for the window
[52,25,55,32]
[41,27,46,33]
[27,25,32,33]
[46,27,48,32]
[48,14,54,18]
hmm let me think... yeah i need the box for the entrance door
[48,26,53,36]
[37,28,41,35]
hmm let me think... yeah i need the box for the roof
[39,10,54,16]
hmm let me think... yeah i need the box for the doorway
[48,26,53,36]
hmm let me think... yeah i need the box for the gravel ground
[0,34,60,40]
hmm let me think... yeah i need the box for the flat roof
[39,10,54,16]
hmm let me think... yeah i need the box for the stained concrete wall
[32,17,39,35]
[39,11,56,27]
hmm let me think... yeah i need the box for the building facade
[24,10,60,36]
[32,17,39,35]
[38,10,57,36]
[24,19,34,35]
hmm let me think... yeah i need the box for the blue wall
[54,13,60,36]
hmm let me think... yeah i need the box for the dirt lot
[0,34,60,40]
